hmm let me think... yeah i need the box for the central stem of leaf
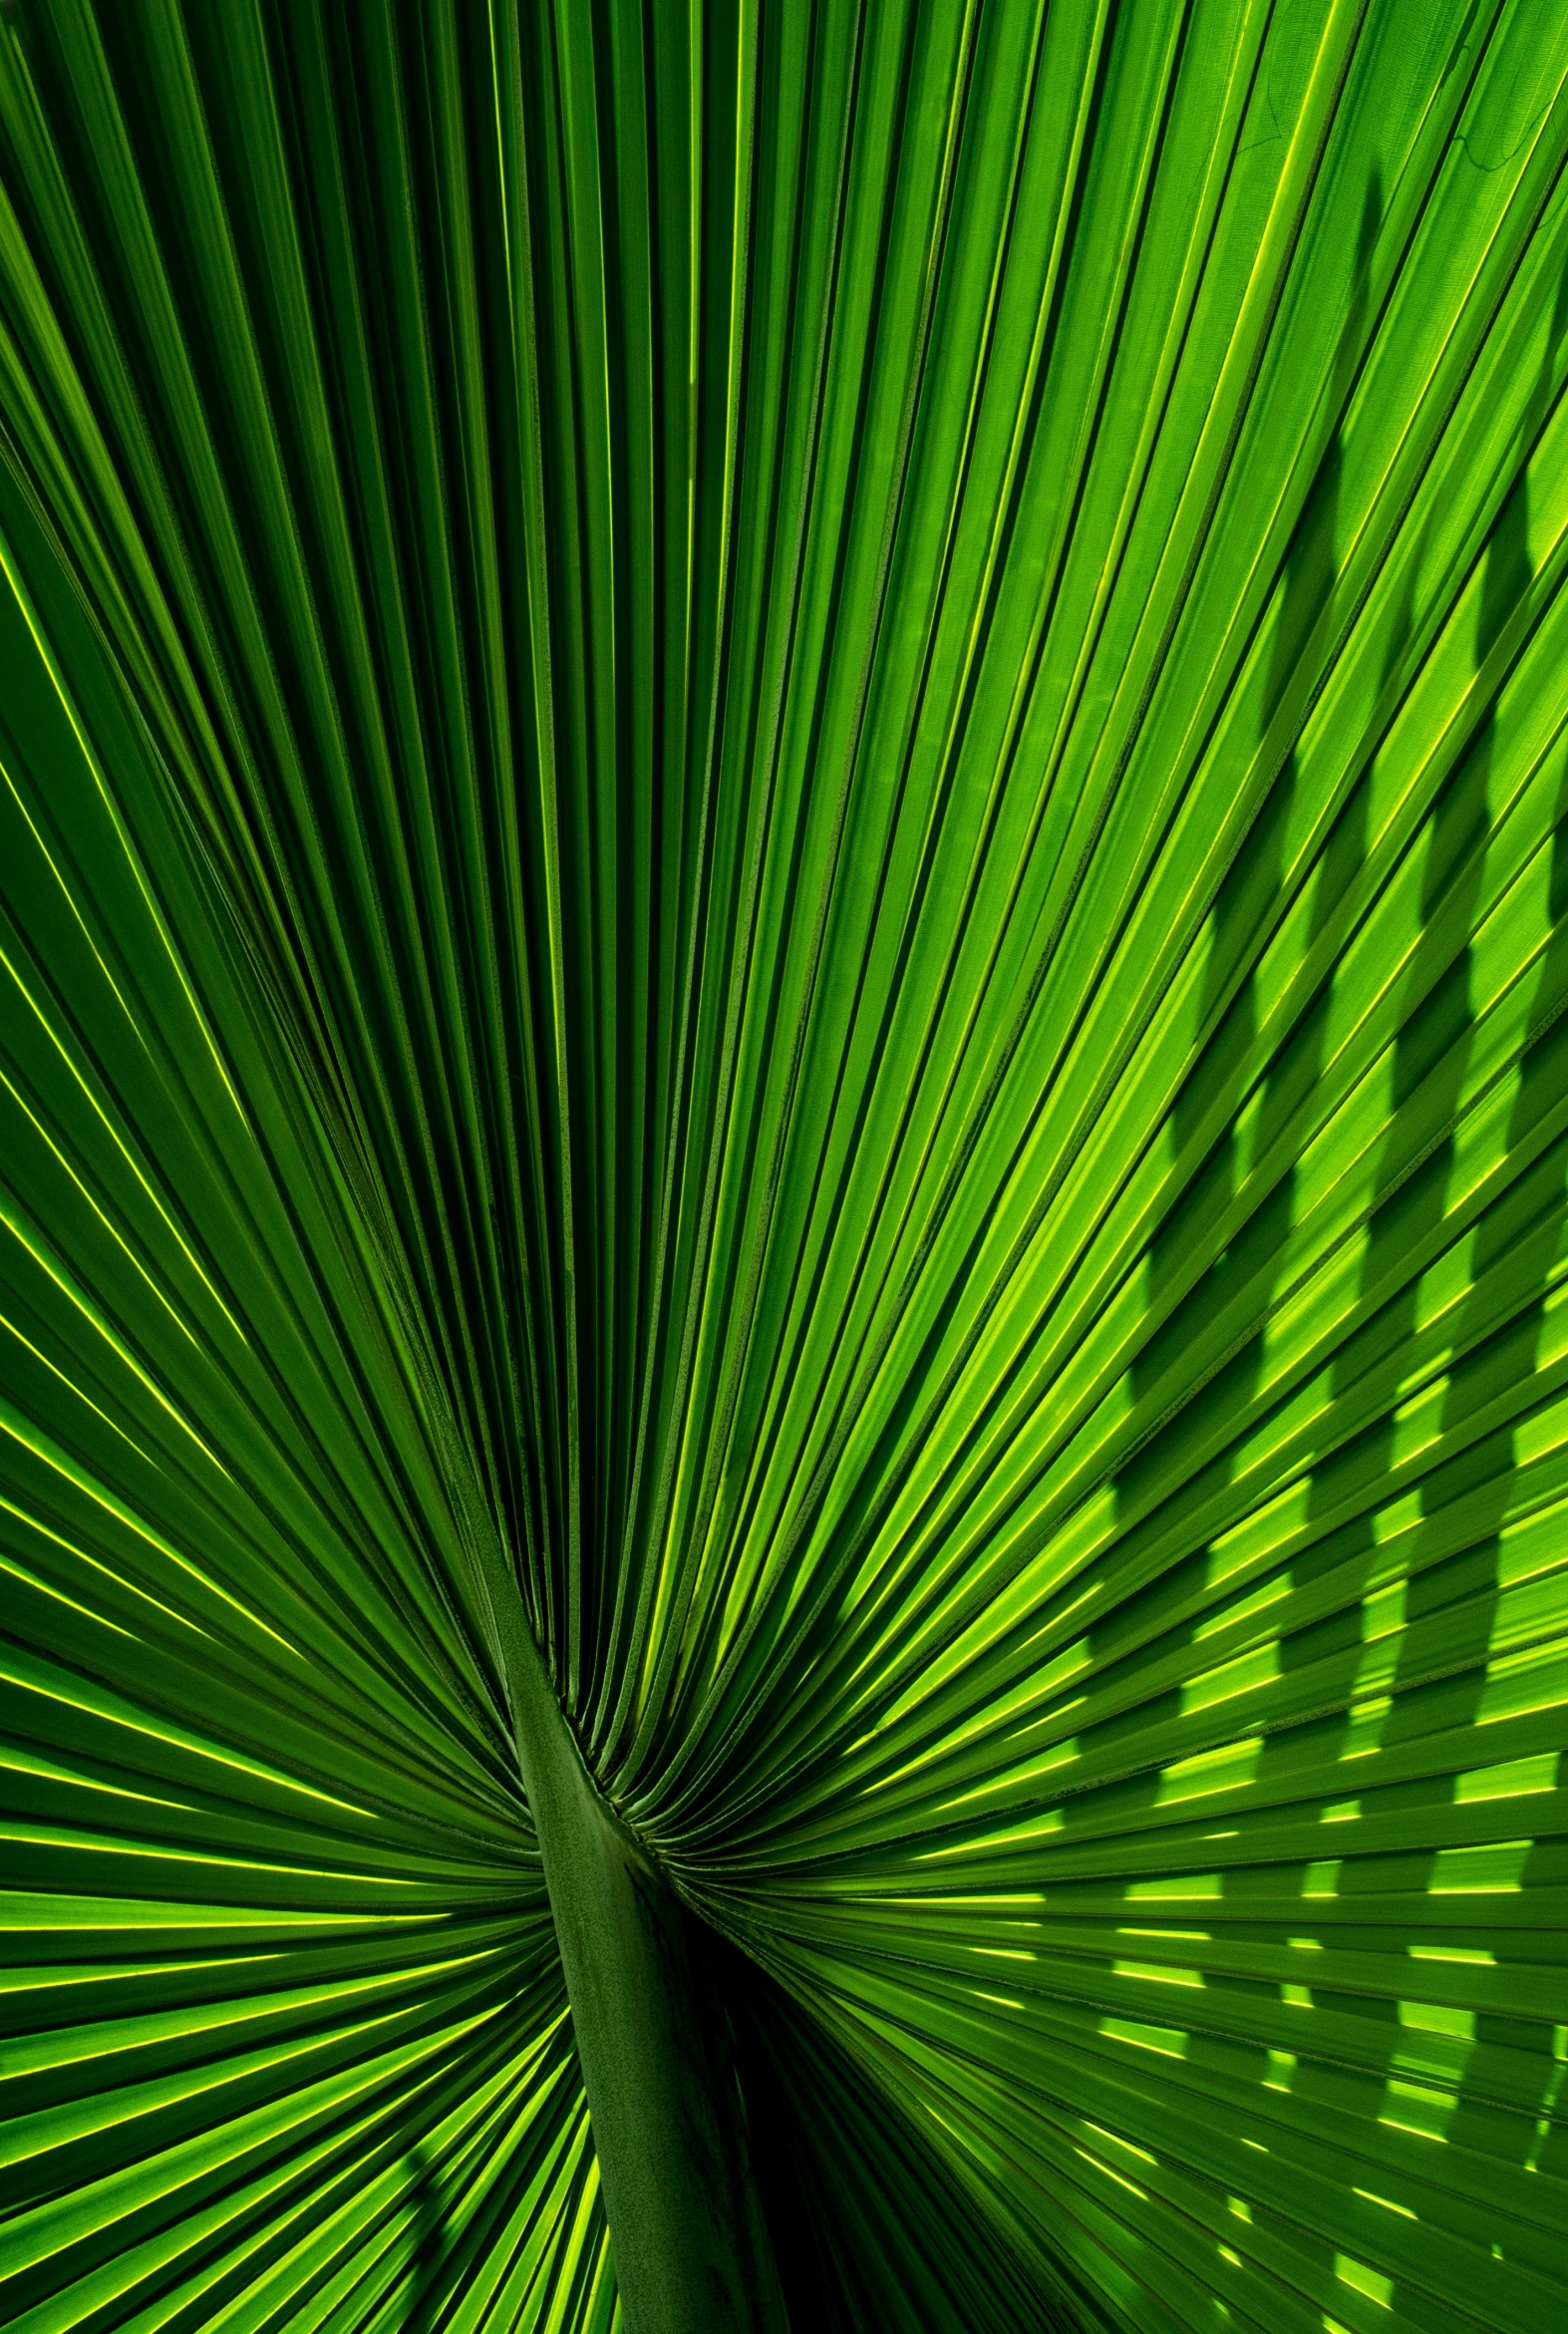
[499,1607,785,2334]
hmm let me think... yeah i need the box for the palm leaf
[2,1,1566,2327]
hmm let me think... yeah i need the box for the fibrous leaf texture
[1,1,1566,2329]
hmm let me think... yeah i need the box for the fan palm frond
[2,3,1566,2329]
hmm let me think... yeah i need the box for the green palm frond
[2,1,1566,2328]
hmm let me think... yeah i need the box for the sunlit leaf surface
[2,2,1566,2327]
